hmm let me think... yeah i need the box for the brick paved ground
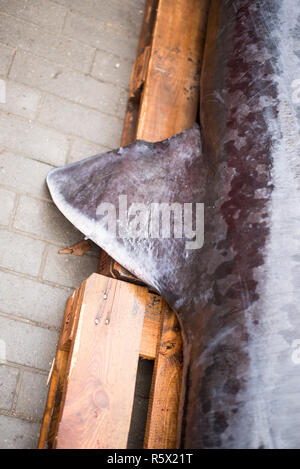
[0,0,144,448]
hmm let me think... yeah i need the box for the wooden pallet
[39,273,179,449]
[38,0,209,449]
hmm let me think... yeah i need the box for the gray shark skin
[47,124,207,300]
[47,0,300,449]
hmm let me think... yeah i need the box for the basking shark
[47,0,300,448]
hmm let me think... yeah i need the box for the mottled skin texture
[47,0,300,448]
[188,0,300,448]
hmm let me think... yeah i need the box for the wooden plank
[59,240,91,256]
[55,274,148,449]
[111,259,145,286]
[98,249,114,278]
[144,303,183,448]
[38,366,58,449]
[46,348,70,448]
[137,0,210,142]
[139,293,163,360]
[58,290,77,351]
[38,283,84,448]
[121,0,159,146]
[38,291,76,449]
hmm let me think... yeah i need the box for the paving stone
[43,244,99,289]
[14,195,81,245]
[117,88,130,120]
[16,370,48,420]
[0,80,41,119]
[0,415,40,449]
[0,230,45,276]
[69,138,110,164]
[0,188,15,225]
[0,12,94,73]
[125,0,146,9]
[92,49,133,90]
[0,0,67,33]
[0,365,19,411]
[0,316,58,370]
[39,94,123,148]
[0,270,70,327]
[10,50,122,114]
[64,11,139,60]
[0,113,69,166]
[0,42,15,76]
[57,0,143,37]
[0,151,51,199]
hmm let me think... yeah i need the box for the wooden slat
[54,274,149,449]
[38,283,84,448]
[38,292,75,449]
[58,290,77,351]
[121,0,159,146]
[38,366,58,449]
[98,249,114,278]
[46,348,70,448]
[111,260,145,286]
[137,0,210,142]
[139,293,163,360]
[59,240,90,256]
[144,304,183,448]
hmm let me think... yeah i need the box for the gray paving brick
[69,138,109,164]
[0,0,67,33]
[0,42,15,76]
[117,88,130,121]
[92,49,133,90]
[63,11,139,60]
[0,365,19,411]
[0,80,41,119]
[0,113,68,166]
[16,370,48,420]
[0,415,40,449]
[39,94,123,148]
[14,195,81,245]
[0,230,45,276]
[10,50,122,114]
[57,0,143,37]
[0,270,70,327]
[0,151,51,199]
[0,12,94,73]
[0,188,15,225]
[43,244,99,289]
[0,316,58,370]
[125,0,145,9]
